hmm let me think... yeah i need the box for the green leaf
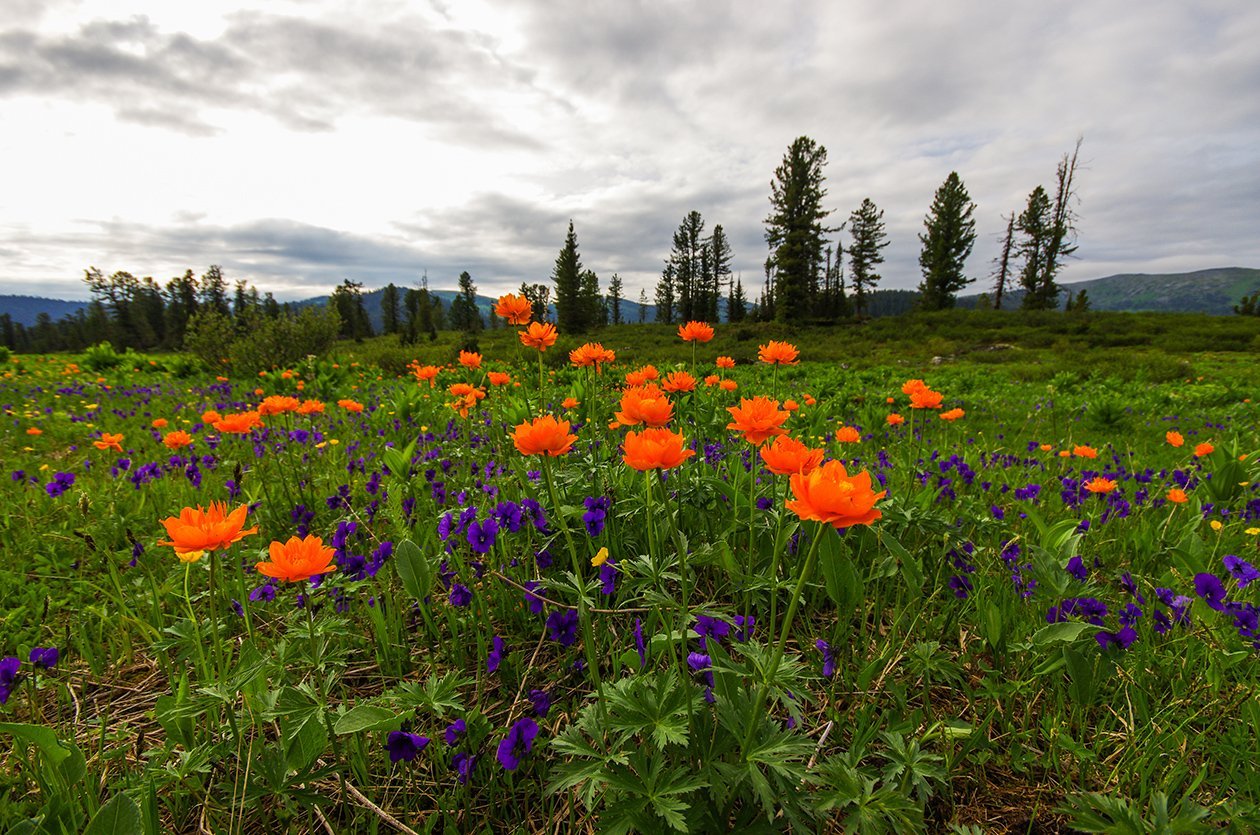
[84,792,143,835]
[881,532,924,592]
[1032,620,1093,647]
[0,722,73,765]
[285,715,329,773]
[333,704,410,735]
[394,539,433,603]
[818,531,862,615]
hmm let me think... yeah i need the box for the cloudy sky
[1,0,1257,302]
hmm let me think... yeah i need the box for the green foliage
[184,304,340,375]
[765,136,834,323]
[81,340,124,371]
[849,198,890,318]
[917,172,978,310]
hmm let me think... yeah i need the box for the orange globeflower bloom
[1166,487,1189,504]
[661,370,697,393]
[726,396,790,445]
[163,430,194,450]
[677,321,715,342]
[1039,443,1054,452]
[940,408,965,422]
[716,356,735,370]
[256,535,337,582]
[410,363,440,387]
[623,428,695,471]
[259,395,301,416]
[487,371,512,386]
[1084,477,1118,494]
[214,411,263,434]
[159,502,258,563]
[1194,442,1214,457]
[201,409,222,425]
[703,374,720,387]
[758,341,799,365]
[719,379,738,392]
[26,427,42,436]
[494,293,533,325]
[835,425,861,443]
[152,418,169,429]
[458,351,483,369]
[760,434,824,476]
[901,379,928,396]
[1165,431,1184,447]
[886,413,905,427]
[1072,444,1098,459]
[254,387,265,396]
[562,397,580,410]
[624,365,660,386]
[786,460,886,530]
[783,399,799,412]
[337,399,365,413]
[94,432,124,452]
[297,399,325,415]
[519,321,559,351]
[803,394,816,406]
[615,384,674,428]
[512,415,578,457]
[569,342,615,371]
[909,388,944,410]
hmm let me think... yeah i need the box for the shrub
[81,341,123,372]
[184,306,341,375]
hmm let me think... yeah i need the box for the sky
[1,0,1257,302]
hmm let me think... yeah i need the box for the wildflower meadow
[1,308,1258,833]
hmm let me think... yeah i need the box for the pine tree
[992,213,1016,310]
[520,282,551,322]
[765,136,834,323]
[381,283,401,335]
[579,269,605,327]
[655,263,676,324]
[450,271,483,333]
[164,269,199,348]
[608,273,623,325]
[848,198,890,319]
[728,277,748,322]
[666,211,707,321]
[1017,186,1054,309]
[552,221,586,332]
[709,224,732,322]
[200,265,230,317]
[917,172,978,310]
[637,289,648,324]
[1042,140,1082,297]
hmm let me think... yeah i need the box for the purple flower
[28,647,59,670]
[546,609,579,646]
[452,751,475,784]
[387,731,430,763]
[582,496,611,536]
[449,583,472,608]
[487,635,505,674]
[1065,556,1088,581]
[529,688,551,718]
[0,656,20,704]
[815,639,836,679]
[733,615,755,642]
[466,518,499,554]
[444,718,467,746]
[523,581,545,614]
[599,561,618,595]
[1095,626,1138,651]
[496,717,539,771]
[634,617,646,668]
[694,615,731,648]
[1223,555,1260,589]
[1194,573,1228,611]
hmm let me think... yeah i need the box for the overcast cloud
[0,0,1257,301]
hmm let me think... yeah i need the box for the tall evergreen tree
[1017,186,1054,309]
[520,282,551,322]
[449,271,483,333]
[579,269,605,327]
[607,273,623,325]
[917,172,978,310]
[992,213,1016,310]
[709,224,732,322]
[380,283,401,335]
[200,265,231,317]
[262,292,281,319]
[665,211,707,321]
[637,288,648,324]
[847,198,889,319]
[551,221,587,332]
[728,277,748,322]
[654,263,676,324]
[764,136,834,323]
[330,279,373,340]
[1043,139,1083,298]
[164,269,199,348]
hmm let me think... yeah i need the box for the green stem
[543,458,603,699]
[208,550,225,679]
[183,563,209,678]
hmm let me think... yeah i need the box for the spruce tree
[655,263,676,324]
[728,277,748,322]
[917,172,977,310]
[992,213,1016,310]
[579,269,605,327]
[637,289,648,323]
[551,221,585,332]
[608,273,623,325]
[200,265,231,317]
[450,271,483,333]
[765,136,834,323]
[1017,186,1054,309]
[847,198,889,319]
[709,225,732,322]
[381,283,401,335]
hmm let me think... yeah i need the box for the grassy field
[1,311,1258,833]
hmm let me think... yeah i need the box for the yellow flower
[1210,520,1223,532]
[1245,527,1260,536]
[591,547,609,567]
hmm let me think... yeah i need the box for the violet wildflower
[0,657,19,704]
[546,609,579,646]
[599,561,618,595]
[733,615,755,642]
[452,752,474,784]
[466,518,499,554]
[444,718,467,746]
[387,731,430,763]
[582,496,611,536]
[529,688,551,717]
[694,615,730,650]
[1194,573,1228,611]
[523,581,545,614]
[449,583,472,608]
[815,639,836,678]
[496,717,539,771]
[1095,626,1138,651]
[1223,555,1260,589]
[634,617,646,668]
[1065,556,1088,581]
[487,635,505,673]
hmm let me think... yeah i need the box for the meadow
[1,307,1258,833]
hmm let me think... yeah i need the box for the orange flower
[726,396,790,445]
[785,460,886,530]
[623,427,695,470]
[909,388,944,409]
[886,413,905,426]
[783,399,799,412]
[487,371,512,386]
[254,387,264,396]
[201,409,222,425]
[1166,487,1189,504]
[94,432,124,452]
[803,394,816,406]
[512,415,577,457]
[1059,450,1071,458]
[26,427,42,436]
[163,430,194,450]
[720,379,738,392]
[624,365,660,386]
[677,321,715,342]
[281,370,294,380]
[570,342,616,370]
[449,383,484,399]
[760,434,824,476]
[1039,443,1054,452]
[758,341,799,365]
[703,374,720,387]
[1194,442,1214,457]
[901,379,928,396]
[716,356,735,370]
[158,502,258,563]
[661,371,696,393]
[940,408,965,422]
[297,399,325,415]
[411,363,440,388]
[214,411,263,434]
[258,395,301,416]
[519,321,558,351]
[256,535,337,582]
[615,384,674,428]
[1084,477,1118,494]
[337,399,365,413]
[835,425,861,443]
[458,351,483,369]
[562,397,580,409]
[494,293,533,325]
[1165,431,1184,447]
[1072,444,1098,459]
[151,418,169,429]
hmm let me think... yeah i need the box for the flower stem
[183,563,209,679]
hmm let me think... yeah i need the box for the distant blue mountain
[0,295,86,326]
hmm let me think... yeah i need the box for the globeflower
[726,396,789,445]
[258,395,301,416]
[1084,477,1118,494]
[909,388,944,410]
[1194,442,1214,457]
[410,363,440,388]
[256,534,338,582]
[159,502,258,563]
[623,428,695,471]
[297,399,325,415]
[1166,431,1184,447]
[615,384,674,428]
[93,432,124,452]
[785,460,886,529]
[834,426,861,443]
[677,321,715,343]
[163,430,194,450]
[624,365,660,386]
[940,408,965,422]
[494,293,533,325]
[1166,487,1189,504]
[661,371,697,393]
[759,434,824,476]
[569,342,615,371]
[519,321,558,351]
[716,356,735,370]
[758,341,799,365]
[512,415,578,457]
[886,413,905,427]
[337,399,365,414]
[487,371,512,386]
[458,351,483,370]
[901,379,928,396]
[214,411,263,434]
[1072,444,1098,459]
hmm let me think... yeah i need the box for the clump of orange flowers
[1072,445,1098,459]
[494,293,533,325]
[297,399,325,415]
[512,415,577,457]
[458,351,483,369]
[940,408,965,422]
[726,396,790,445]
[1165,431,1184,447]
[758,341,799,365]
[785,460,886,530]
[716,356,735,370]
[259,395,301,416]
[760,434,824,476]
[677,321,715,342]
[1166,487,1189,504]
[519,321,558,351]
[410,363,440,387]
[159,502,258,563]
[163,430,194,450]
[256,535,337,582]
[909,388,944,410]
[886,413,905,427]
[337,399,365,414]
[215,411,265,434]
[1194,442,1214,457]
[616,384,674,428]
[624,365,660,386]
[623,428,695,471]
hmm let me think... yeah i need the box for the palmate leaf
[601,671,694,750]
[394,671,470,716]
